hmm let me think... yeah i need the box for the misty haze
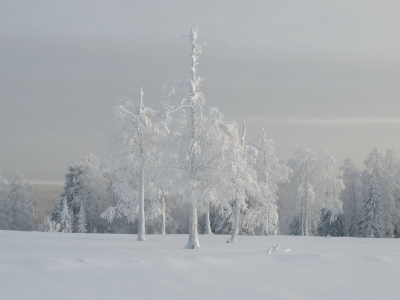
[1,1,400,299]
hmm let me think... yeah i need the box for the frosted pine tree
[394,165,400,237]
[41,217,58,232]
[59,197,72,233]
[380,149,399,237]
[53,155,113,233]
[60,162,83,216]
[317,209,345,237]
[288,215,301,235]
[359,170,384,238]
[50,198,62,226]
[76,201,87,233]
[50,162,83,230]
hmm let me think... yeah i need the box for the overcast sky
[1,0,400,180]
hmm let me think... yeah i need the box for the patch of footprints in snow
[266,244,291,254]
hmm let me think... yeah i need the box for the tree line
[1,29,399,247]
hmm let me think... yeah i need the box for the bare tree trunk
[137,167,146,241]
[227,200,240,243]
[304,186,308,236]
[300,196,305,236]
[304,206,308,236]
[185,199,200,249]
[204,202,213,234]
[161,188,166,235]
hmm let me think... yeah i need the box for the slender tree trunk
[227,200,240,243]
[184,31,200,248]
[183,28,202,249]
[185,199,200,249]
[304,205,308,236]
[304,185,308,236]
[204,202,213,234]
[300,195,305,236]
[137,167,146,241]
[161,189,166,235]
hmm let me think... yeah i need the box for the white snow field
[1,231,399,300]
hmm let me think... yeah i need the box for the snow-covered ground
[1,231,399,300]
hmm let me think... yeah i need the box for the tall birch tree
[161,28,235,248]
[243,128,291,235]
[102,88,160,241]
[224,121,259,243]
[281,148,343,236]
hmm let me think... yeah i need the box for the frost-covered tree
[359,170,384,238]
[76,201,87,233]
[288,214,301,236]
[40,217,58,232]
[161,28,209,248]
[242,128,291,235]
[160,189,167,235]
[0,171,35,231]
[146,183,172,235]
[59,197,72,233]
[52,154,112,233]
[161,28,241,248]
[279,148,343,236]
[223,121,259,243]
[339,158,362,236]
[392,164,400,237]
[102,88,160,241]
[76,154,113,233]
[359,149,385,238]
[50,162,83,230]
[317,209,345,237]
[0,173,10,230]
[380,149,399,237]
[50,200,62,227]
[59,162,84,216]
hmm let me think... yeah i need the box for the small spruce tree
[359,171,384,238]
[76,201,87,233]
[59,197,72,233]
[288,214,301,236]
[317,209,345,237]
